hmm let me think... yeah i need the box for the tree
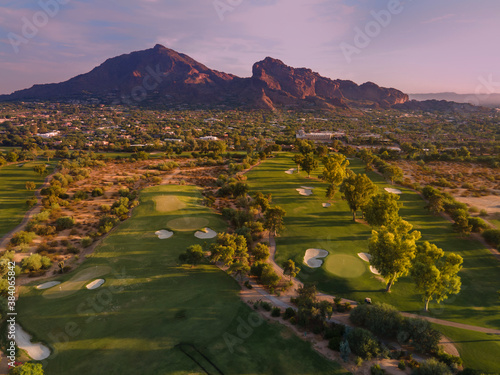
[315,144,329,158]
[9,363,45,375]
[292,154,304,173]
[228,259,250,281]
[411,241,463,312]
[55,216,75,231]
[33,165,47,176]
[264,206,286,236]
[210,233,248,266]
[363,193,402,227]
[283,259,300,281]
[300,153,319,178]
[369,219,421,292]
[340,173,378,221]
[321,154,350,198]
[251,192,272,213]
[412,359,452,375]
[253,243,270,262]
[10,231,36,246]
[25,181,36,191]
[21,254,51,272]
[43,150,55,162]
[452,209,472,236]
[179,245,204,267]
[382,164,404,185]
[260,264,281,288]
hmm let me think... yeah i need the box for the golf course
[0,161,52,238]
[246,153,500,373]
[17,184,347,374]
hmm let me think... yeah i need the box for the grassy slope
[246,153,500,330]
[0,161,53,237]
[434,324,500,374]
[17,184,346,375]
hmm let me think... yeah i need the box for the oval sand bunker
[322,203,331,208]
[155,230,174,239]
[357,253,372,262]
[86,279,105,290]
[304,249,329,268]
[194,228,217,239]
[385,187,402,194]
[285,168,296,175]
[296,188,313,196]
[15,324,50,360]
[37,281,61,290]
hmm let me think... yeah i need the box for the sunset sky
[1,0,499,95]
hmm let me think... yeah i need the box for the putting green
[167,217,210,231]
[324,254,366,279]
[43,266,112,299]
[154,195,186,212]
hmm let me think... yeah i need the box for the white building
[296,130,344,142]
[199,136,219,141]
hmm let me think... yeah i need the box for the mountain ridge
[0,44,482,112]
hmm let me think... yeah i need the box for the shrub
[370,364,386,375]
[355,356,363,367]
[347,327,380,360]
[436,350,463,367]
[482,229,500,247]
[398,360,406,370]
[412,358,452,375]
[260,301,272,311]
[328,336,342,351]
[10,231,36,246]
[468,217,490,233]
[271,307,281,317]
[283,307,295,320]
[55,216,75,231]
[21,254,51,272]
[91,187,104,197]
[478,209,488,217]
[73,190,88,200]
[244,280,252,289]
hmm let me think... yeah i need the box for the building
[199,136,219,141]
[296,130,344,142]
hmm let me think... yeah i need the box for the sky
[0,0,499,95]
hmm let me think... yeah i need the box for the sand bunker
[357,253,372,262]
[155,230,174,239]
[36,281,61,290]
[15,324,50,360]
[303,249,329,268]
[322,203,331,208]
[301,186,315,190]
[385,188,402,194]
[296,188,313,196]
[285,168,296,175]
[194,228,217,239]
[370,266,381,275]
[43,266,112,299]
[86,279,105,290]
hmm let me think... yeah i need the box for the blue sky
[1,0,499,95]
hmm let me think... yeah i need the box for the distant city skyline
[1,0,499,95]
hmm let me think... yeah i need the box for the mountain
[0,44,413,110]
[410,92,500,108]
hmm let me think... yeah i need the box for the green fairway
[246,153,500,331]
[18,184,346,375]
[167,216,210,231]
[0,161,53,237]
[433,324,500,374]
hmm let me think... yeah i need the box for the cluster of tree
[357,149,404,184]
[350,303,443,354]
[422,186,490,236]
